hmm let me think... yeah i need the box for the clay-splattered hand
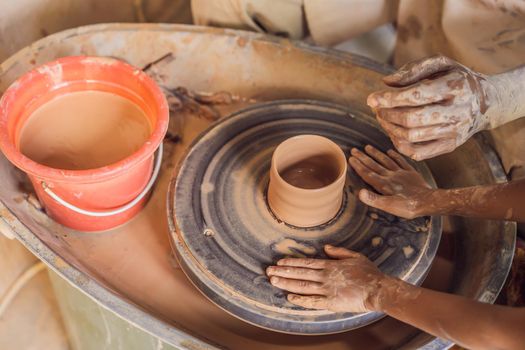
[348,145,434,219]
[367,55,497,161]
[266,245,389,313]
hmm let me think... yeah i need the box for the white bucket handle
[41,143,163,217]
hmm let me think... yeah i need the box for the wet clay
[280,155,340,189]
[19,91,151,170]
[268,135,347,227]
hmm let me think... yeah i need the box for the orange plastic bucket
[0,56,169,232]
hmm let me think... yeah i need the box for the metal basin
[0,24,515,349]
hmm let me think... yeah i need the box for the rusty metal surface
[0,24,515,349]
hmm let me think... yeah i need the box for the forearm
[373,278,525,350]
[422,179,525,222]
[485,65,525,128]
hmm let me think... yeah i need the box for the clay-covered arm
[349,145,525,222]
[421,180,525,222]
[486,65,525,129]
[267,246,525,350]
[375,277,525,350]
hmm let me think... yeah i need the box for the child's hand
[266,245,389,313]
[348,145,435,219]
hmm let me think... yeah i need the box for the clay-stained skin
[432,180,525,222]
[266,245,394,313]
[348,145,434,219]
[348,146,525,223]
[367,55,496,161]
[268,245,525,350]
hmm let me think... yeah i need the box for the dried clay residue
[141,52,255,125]
[403,245,415,258]
[272,238,317,257]
[371,236,383,247]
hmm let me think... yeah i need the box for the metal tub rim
[0,23,516,350]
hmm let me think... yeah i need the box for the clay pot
[267,135,347,227]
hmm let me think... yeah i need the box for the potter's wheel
[168,100,442,334]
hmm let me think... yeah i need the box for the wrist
[483,69,525,129]
[365,275,399,312]
[367,276,420,313]
[413,189,449,217]
[483,75,506,130]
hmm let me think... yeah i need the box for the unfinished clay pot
[267,135,347,227]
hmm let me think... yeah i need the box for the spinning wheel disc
[168,100,441,334]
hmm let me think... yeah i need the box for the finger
[382,55,462,87]
[324,245,362,259]
[270,276,325,295]
[358,189,417,219]
[377,104,462,128]
[287,294,330,310]
[277,258,327,269]
[348,157,394,195]
[266,266,325,282]
[386,149,413,171]
[395,139,457,161]
[364,145,399,171]
[351,148,388,175]
[368,71,463,109]
[378,117,458,143]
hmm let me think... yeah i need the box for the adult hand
[266,245,390,313]
[348,145,435,219]
[367,55,498,161]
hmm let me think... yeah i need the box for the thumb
[382,55,460,87]
[324,245,361,259]
[358,189,417,219]
[358,189,397,213]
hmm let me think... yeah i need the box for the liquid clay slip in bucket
[267,134,347,227]
[0,56,169,232]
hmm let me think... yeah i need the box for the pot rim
[270,134,347,193]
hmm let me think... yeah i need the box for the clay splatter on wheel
[168,100,442,334]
